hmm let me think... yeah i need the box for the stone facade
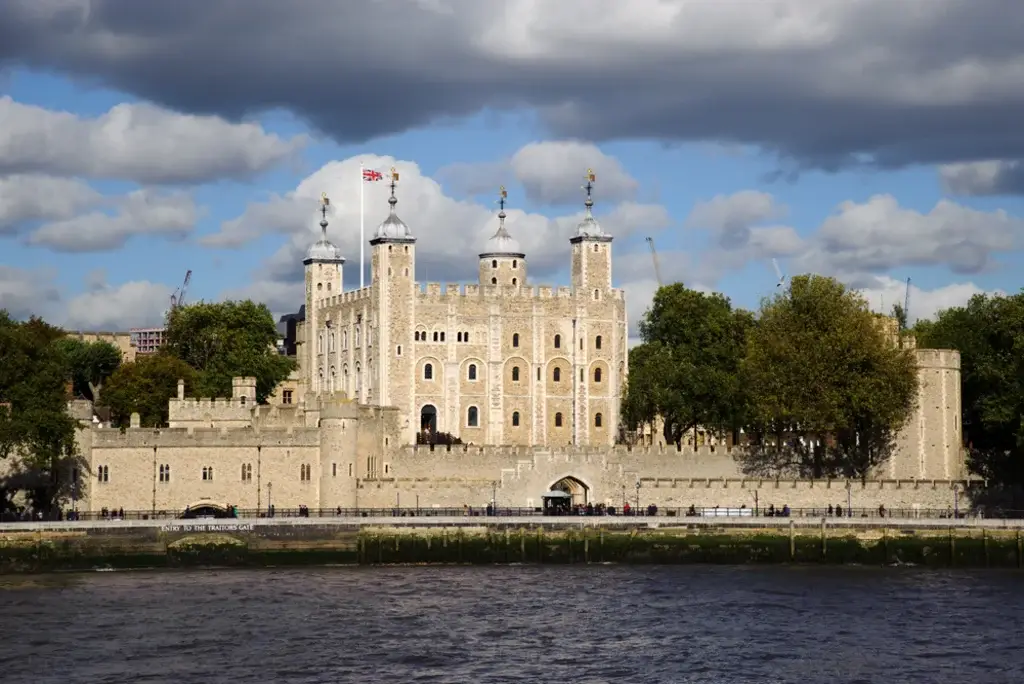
[299,181,628,447]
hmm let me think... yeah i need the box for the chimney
[177,379,185,400]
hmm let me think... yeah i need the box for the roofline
[569,234,613,244]
[478,251,526,259]
[369,236,417,246]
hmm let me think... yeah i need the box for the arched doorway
[550,476,589,507]
[420,404,437,434]
[180,502,231,519]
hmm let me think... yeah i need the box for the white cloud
[0,175,101,233]
[62,279,172,331]
[208,156,669,292]
[799,194,1024,276]
[857,275,1002,323]
[685,190,789,249]
[0,265,61,321]
[510,141,639,205]
[27,189,198,252]
[0,96,305,184]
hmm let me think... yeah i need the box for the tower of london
[301,173,628,447]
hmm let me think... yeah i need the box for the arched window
[355,363,362,392]
[595,413,603,427]
[554,334,561,348]
[594,367,602,382]
[343,365,349,393]
[329,366,336,392]
[512,366,520,382]
[595,244,599,252]
[433,331,439,342]
[553,367,561,382]
[355,325,361,344]
[492,259,498,268]
[343,330,348,348]
[317,370,323,393]
[329,332,335,351]
[415,331,421,341]
[464,331,470,343]
[468,364,477,381]
[512,259,518,269]
[594,289,600,300]
[554,412,563,427]
[491,277,497,285]
[318,334,323,354]
[512,277,517,286]
[512,333,519,347]
[457,332,462,342]
[595,335,602,350]
[424,363,433,380]
[467,406,479,427]
[512,411,520,427]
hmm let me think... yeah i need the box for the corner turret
[479,186,527,287]
[570,169,613,292]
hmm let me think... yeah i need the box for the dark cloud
[2,0,1023,171]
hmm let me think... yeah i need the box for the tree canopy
[102,353,198,428]
[0,312,81,514]
[916,292,1024,496]
[621,283,753,445]
[740,275,918,478]
[162,300,295,402]
[54,337,122,404]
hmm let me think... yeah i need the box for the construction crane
[772,258,787,288]
[645,236,663,287]
[170,269,192,310]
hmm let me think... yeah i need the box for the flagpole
[359,162,365,289]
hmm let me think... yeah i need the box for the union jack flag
[363,169,383,182]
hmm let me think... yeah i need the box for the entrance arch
[180,502,230,519]
[550,475,590,507]
[420,404,438,433]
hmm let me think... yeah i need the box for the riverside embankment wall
[2,518,1023,572]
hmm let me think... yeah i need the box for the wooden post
[789,520,796,561]
[820,518,827,560]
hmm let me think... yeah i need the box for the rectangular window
[159,464,171,483]
[202,466,214,481]
[384,463,390,475]
[332,463,337,477]
[349,463,354,477]
[97,465,109,483]
[282,389,293,405]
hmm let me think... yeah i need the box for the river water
[1,566,1021,683]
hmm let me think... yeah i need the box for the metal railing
[2,505,1019,523]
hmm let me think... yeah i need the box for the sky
[2,0,1023,346]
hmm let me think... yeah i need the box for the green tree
[54,337,123,403]
[740,275,917,479]
[0,312,82,515]
[621,284,753,445]
[916,293,1024,495]
[102,353,197,428]
[163,300,294,402]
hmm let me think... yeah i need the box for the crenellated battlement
[90,425,322,448]
[317,286,374,309]
[398,443,743,459]
[412,282,625,301]
[915,348,960,370]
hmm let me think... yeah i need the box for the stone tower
[568,172,615,446]
[478,187,527,287]
[370,170,416,433]
[570,171,613,293]
[304,195,345,395]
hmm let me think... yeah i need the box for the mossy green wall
[2,523,1023,573]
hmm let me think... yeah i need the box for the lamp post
[635,480,641,513]
[492,480,498,515]
[267,481,273,517]
[751,489,759,516]
[845,480,852,518]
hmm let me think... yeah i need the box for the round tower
[479,186,526,288]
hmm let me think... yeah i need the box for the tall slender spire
[576,168,604,237]
[374,167,413,240]
[480,185,523,256]
[305,192,343,262]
